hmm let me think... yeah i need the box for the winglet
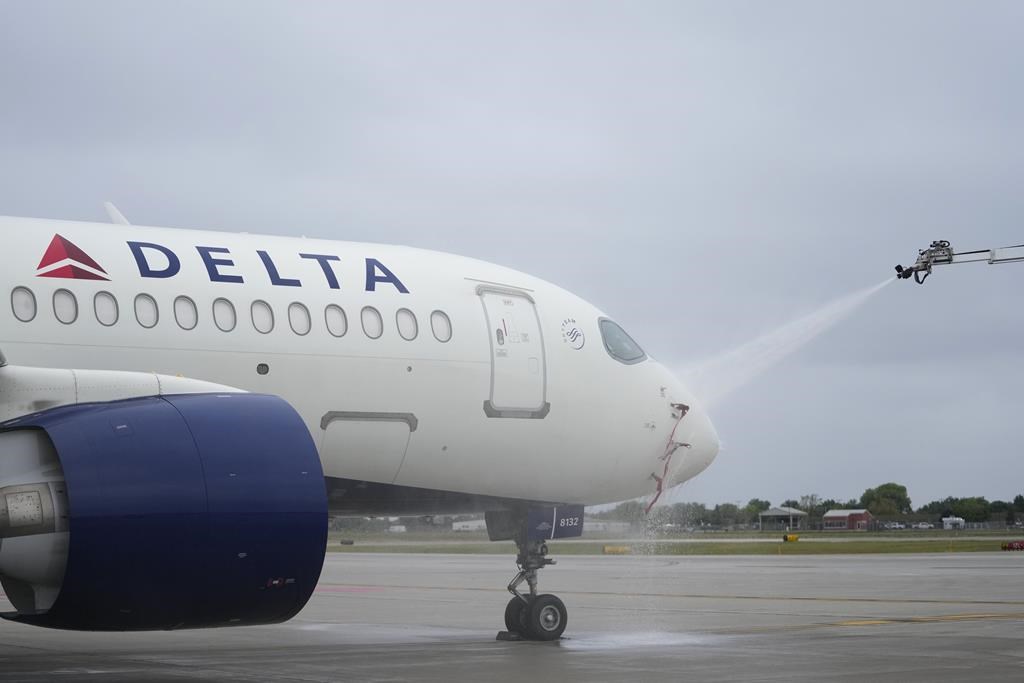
[103,202,131,225]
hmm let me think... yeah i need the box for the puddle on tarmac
[286,621,479,644]
[285,622,724,651]
[558,631,721,651]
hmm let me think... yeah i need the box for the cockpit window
[599,318,647,364]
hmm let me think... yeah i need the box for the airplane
[0,212,719,640]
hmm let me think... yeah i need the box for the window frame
[212,297,237,333]
[52,288,79,325]
[174,295,199,331]
[11,287,37,323]
[251,299,275,335]
[94,291,120,327]
[288,301,312,336]
[361,306,384,340]
[429,309,452,343]
[396,307,418,341]
[134,293,160,329]
[324,304,348,338]
[598,317,647,365]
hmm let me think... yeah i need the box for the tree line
[594,483,1024,527]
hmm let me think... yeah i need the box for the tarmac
[2,552,1023,681]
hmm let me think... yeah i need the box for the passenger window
[325,304,347,338]
[11,287,37,323]
[430,310,452,343]
[94,291,119,327]
[174,296,198,331]
[598,318,646,364]
[213,298,237,332]
[288,302,311,336]
[361,306,383,339]
[135,294,159,329]
[251,300,274,334]
[396,308,418,341]
[53,289,78,325]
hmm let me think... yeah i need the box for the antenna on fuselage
[103,202,131,226]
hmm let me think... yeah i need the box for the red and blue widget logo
[31,233,411,293]
[36,235,109,281]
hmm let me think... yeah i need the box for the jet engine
[0,392,327,631]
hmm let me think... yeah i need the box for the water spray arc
[685,278,894,411]
[642,279,893,513]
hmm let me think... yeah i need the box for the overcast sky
[2,2,1022,509]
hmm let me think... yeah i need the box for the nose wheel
[499,539,568,641]
[504,594,568,641]
[504,595,530,633]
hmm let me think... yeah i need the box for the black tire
[504,596,529,634]
[526,594,567,641]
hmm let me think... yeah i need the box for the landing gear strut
[487,506,582,642]
[503,538,566,641]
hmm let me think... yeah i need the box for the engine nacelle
[0,393,327,630]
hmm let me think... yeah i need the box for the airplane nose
[662,386,720,489]
[670,405,719,486]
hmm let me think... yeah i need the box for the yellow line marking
[836,619,892,626]
[834,612,1024,627]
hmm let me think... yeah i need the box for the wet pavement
[2,553,1023,681]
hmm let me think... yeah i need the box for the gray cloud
[2,1,1022,506]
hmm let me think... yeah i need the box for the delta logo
[34,234,410,293]
[36,235,110,281]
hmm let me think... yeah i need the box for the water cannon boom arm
[895,240,1024,284]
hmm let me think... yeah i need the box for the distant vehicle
[888,522,907,530]
[913,522,934,530]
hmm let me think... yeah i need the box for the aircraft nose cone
[661,382,720,489]
[675,406,719,484]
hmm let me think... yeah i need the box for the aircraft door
[318,412,416,484]
[477,286,549,418]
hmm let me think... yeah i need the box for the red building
[822,509,873,531]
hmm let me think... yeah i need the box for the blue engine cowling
[0,393,327,631]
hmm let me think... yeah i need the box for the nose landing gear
[503,539,566,641]
[486,505,583,642]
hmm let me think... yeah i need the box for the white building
[452,519,487,532]
[942,516,965,530]
[759,506,808,531]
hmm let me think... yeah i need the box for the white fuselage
[0,216,719,508]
